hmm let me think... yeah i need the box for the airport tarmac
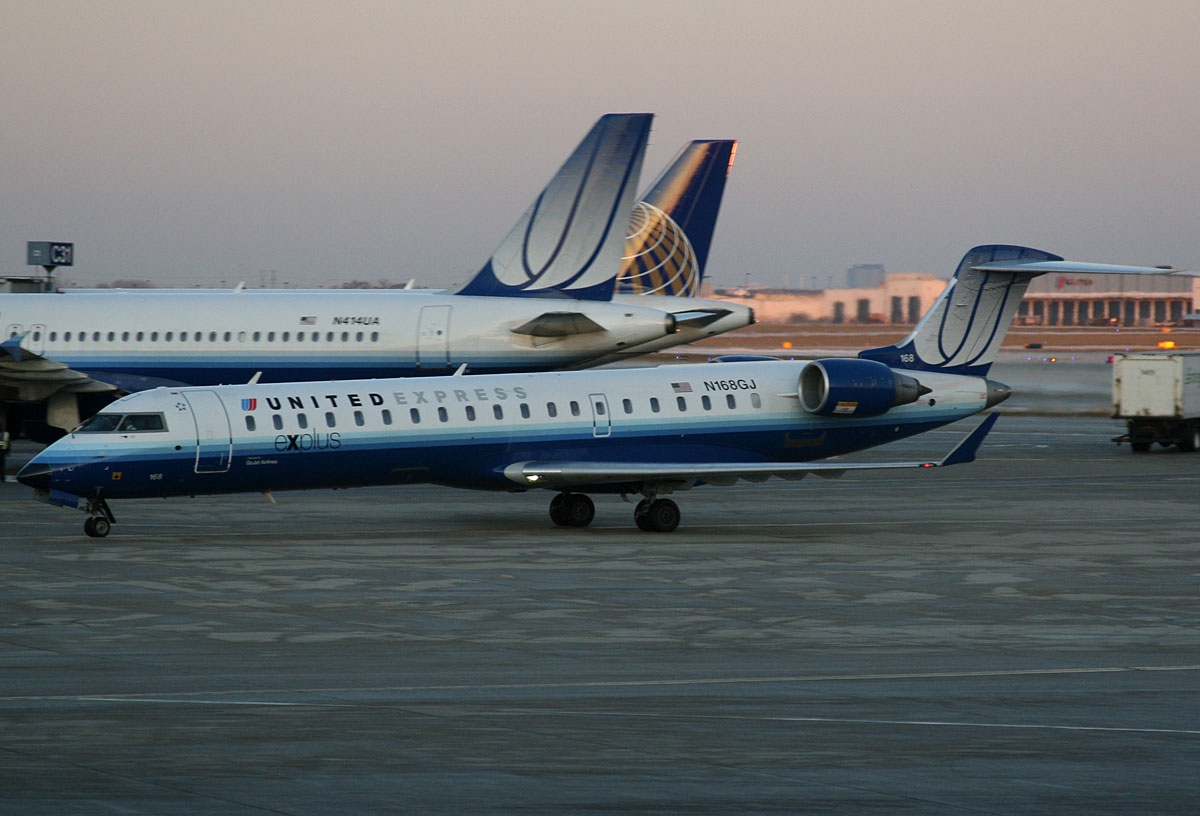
[2,415,1199,814]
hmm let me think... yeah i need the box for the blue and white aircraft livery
[0,118,751,440]
[18,245,1170,537]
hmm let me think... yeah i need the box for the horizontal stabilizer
[502,414,997,490]
[511,312,606,337]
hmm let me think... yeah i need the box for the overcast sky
[3,0,1198,289]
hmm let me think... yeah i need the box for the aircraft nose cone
[16,462,52,491]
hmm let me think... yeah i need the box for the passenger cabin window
[437,407,448,422]
[726,394,736,409]
[676,396,687,411]
[354,410,365,427]
[382,409,392,425]
[465,406,476,421]
[547,402,557,418]
[410,408,420,424]
[520,403,530,419]
[493,404,503,420]
[245,416,256,432]
[570,401,580,417]
[751,393,762,409]
[273,415,284,430]
[701,395,712,411]
[650,397,660,413]
[623,398,632,414]
[325,411,336,427]
[297,413,308,429]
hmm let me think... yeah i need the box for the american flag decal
[299,315,317,325]
[671,382,692,393]
[241,398,257,411]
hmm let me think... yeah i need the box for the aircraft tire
[562,493,594,527]
[84,517,111,538]
[549,493,569,526]
[550,493,594,528]
[640,499,680,533]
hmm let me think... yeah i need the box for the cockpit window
[76,413,166,433]
[118,413,166,432]
[76,414,122,433]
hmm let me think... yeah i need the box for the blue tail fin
[454,113,653,301]
[860,244,1174,376]
[618,139,737,297]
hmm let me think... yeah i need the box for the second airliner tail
[618,140,737,297]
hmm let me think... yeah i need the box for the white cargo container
[1112,350,1200,451]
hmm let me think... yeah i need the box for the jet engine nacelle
[799,358,926,418]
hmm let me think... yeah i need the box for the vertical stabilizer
[454,113,653,301]
[860,245,1057,376]
[860,244,1174,376]
[618,140,737,297]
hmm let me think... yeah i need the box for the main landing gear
[548,492,681,533]
[83,497,116,538]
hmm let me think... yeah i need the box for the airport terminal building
[1018,271,1199,327]
[711,271,1199,327]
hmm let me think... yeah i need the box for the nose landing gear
[83,498,115,538]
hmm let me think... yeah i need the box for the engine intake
[799,358,928,418]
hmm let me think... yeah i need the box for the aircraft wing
[0,336,119,401]
[504,413,998,490]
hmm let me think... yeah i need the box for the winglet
[454,113,653,301]
[938,413,999,467]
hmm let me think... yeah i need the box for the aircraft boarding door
[589,393,612,438]
[417,305,451,368]
[183,390,233,473]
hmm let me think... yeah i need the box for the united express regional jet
[19,245,1168,537]
[0,117,751,440]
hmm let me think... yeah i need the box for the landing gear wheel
[635,498,680,533]
[549,493,595,528]
[84,516,111,538]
